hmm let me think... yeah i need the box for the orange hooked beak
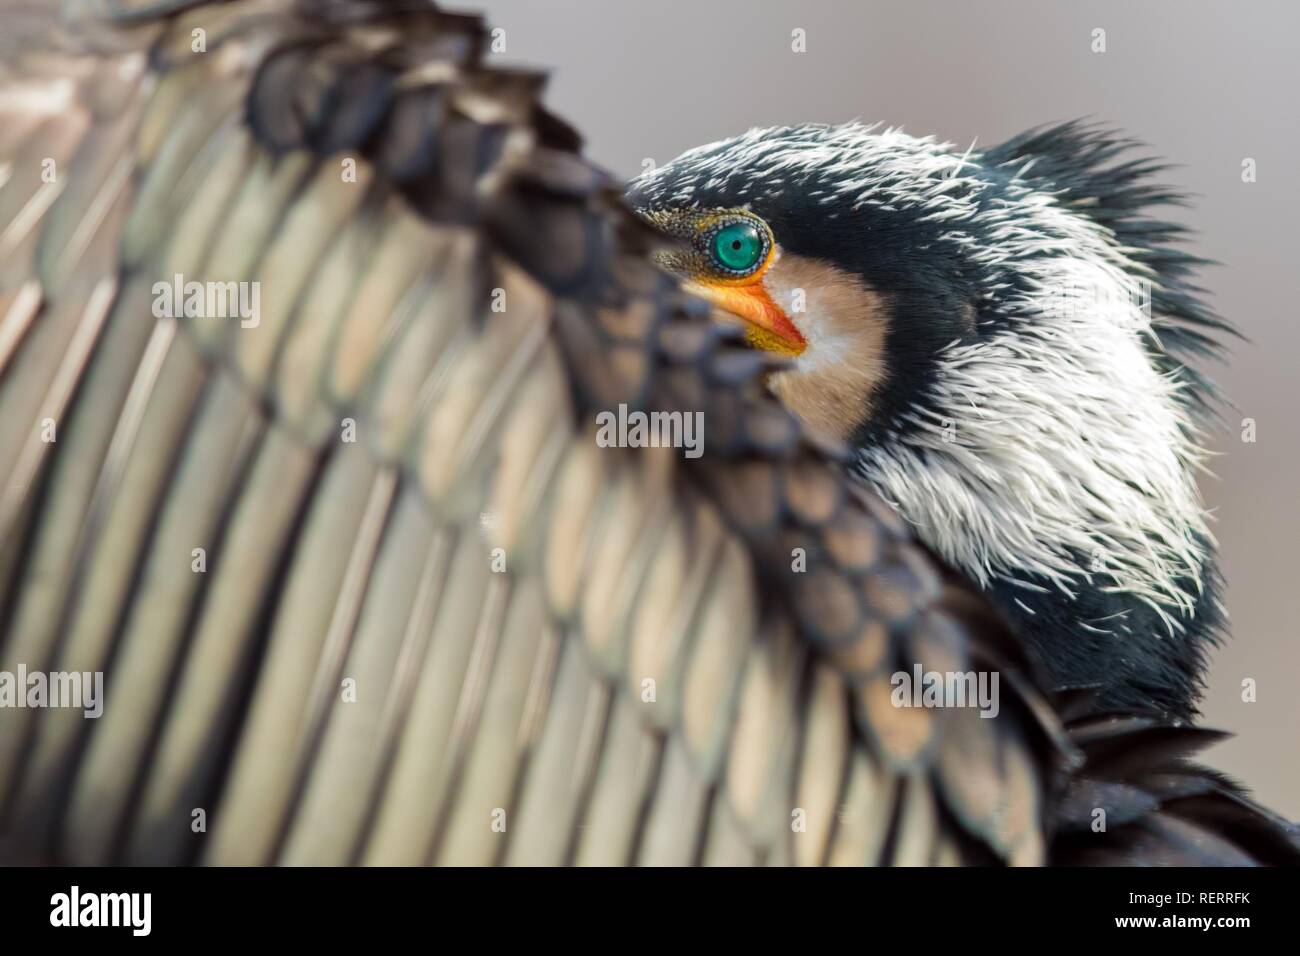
[684,280,807,357]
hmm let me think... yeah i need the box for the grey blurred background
[476,0,1300,815]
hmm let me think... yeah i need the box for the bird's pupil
[712,221,763,272]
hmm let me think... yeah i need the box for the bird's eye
[708,219,767,276]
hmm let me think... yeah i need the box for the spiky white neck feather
[854,196,1214,634]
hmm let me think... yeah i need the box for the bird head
[629,123,988,444]
[630,122,1226,717]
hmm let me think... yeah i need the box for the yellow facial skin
[644,209,807,357]
[681,279,805,356]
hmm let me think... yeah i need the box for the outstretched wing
[0,0,1055,866]
[0,0,1290,868]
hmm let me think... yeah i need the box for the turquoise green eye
[711,220,765,274]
